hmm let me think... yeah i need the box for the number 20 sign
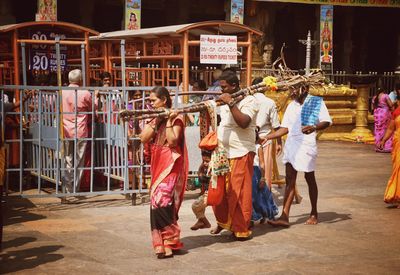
[29,31,67,72]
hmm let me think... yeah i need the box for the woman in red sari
[140,86,188,259]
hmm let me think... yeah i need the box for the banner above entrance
[254,0,400,8]
[200,35,238,65]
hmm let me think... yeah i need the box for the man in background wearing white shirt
[251,77,282,224]
[252,77,282,187]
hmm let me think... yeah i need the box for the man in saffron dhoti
[262,85,331,227]
[210,70,258,239]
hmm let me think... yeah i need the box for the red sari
[149,116,188,254]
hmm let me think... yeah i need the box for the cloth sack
[206,175,225,206]
[199,131,218,151]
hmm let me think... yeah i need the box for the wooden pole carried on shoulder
[119,70,326,122]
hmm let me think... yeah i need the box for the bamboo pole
[119,70,326,121]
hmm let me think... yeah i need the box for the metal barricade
[1,85,185,199]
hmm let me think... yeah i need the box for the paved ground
[1,141,399,275]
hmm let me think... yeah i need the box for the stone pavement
[1,141,399,274]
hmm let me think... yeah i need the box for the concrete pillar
[344,79,375,143]
[245,2,277,68]
[245,1,263,68]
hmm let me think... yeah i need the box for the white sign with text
[200,35,237,65]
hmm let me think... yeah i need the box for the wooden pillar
[12,30,20,100]
[85,32,90,85]
[106,41,113,72]
[246,32,253,87]
[103,41,109,72]
[183,31,189,102]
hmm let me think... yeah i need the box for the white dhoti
[282,135,317,173]
[280,99,332,173]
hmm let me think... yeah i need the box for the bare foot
[191,220,204,230]
[201,217,211,228]
[164,247,173,258]
[295,194,303,204]
[210,225,223,235]
[268,218,290,228]
[156,252,165,259]
[397,205,400,209]
[190,217,211,230]
[304,215,318,225]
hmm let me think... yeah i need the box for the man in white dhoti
[261,85,332,226]
[252,77,282,187]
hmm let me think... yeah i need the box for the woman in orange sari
[379,105,400,207]
[140,86,188,259]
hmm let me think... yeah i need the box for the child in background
[251,141,279,227]
[190,150,212,230]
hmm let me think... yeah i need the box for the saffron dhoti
[212,153,254,238]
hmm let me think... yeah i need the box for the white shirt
[281,99,332,146]
[254,93,280,137]
[217,95,258,159]
[281,99,332,172]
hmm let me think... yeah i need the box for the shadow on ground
[0,244,64,274]
[290,211,352,225]
[1,237,36,250]
[35,197,134,211]
[3,198,46,226]
[181,211,352,250]
[181,231,238,251]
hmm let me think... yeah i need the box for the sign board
[320,5,333,73]
[253,0,400,8]
[231,0,244,24]
[29,31,67,72]
[200,35,237,65]
[36,0,57,22]
[125,0,141,30]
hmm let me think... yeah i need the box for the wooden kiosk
[0,21,99,170]
[0,21,99,90]
[90,21,263,92]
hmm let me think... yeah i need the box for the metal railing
[0,84,210,199]
[1,85,173,198]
